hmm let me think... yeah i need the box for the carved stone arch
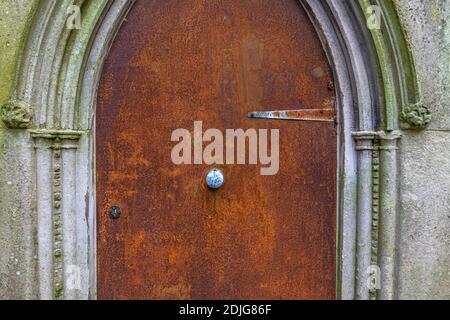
[300,0,417,300]
[4,0,422,299]
[10,0,135,300]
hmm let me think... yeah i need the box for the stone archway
[0,0,427,300]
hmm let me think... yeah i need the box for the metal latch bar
[247,109,335,122]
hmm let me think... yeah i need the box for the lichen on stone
[401,103,431,129]
[0,100,32,129]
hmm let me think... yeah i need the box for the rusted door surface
[97,0,336,300]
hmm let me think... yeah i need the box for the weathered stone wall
[394,0,450,299]
[0,0,38,299]
[0,0,448,299]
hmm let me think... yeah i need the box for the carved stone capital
[377,130,402,141]
[0,100,33,129]
[378,131,402,151]
[353,130,402,151]
[353,131,377,151]
[401,103,431,129]
[29,129,83,150]
[29,129,83,141]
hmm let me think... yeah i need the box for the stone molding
[352,130,402,300]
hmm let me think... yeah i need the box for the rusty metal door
[96,0,336,300]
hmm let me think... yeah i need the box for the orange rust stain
[97,0,336,300]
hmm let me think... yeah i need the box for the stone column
[352,131,376,300]
[30,130,82,300]
[377,131,402,299]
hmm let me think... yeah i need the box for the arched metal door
[96,0,336,299]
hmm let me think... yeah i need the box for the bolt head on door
[206,169,224,189]
[108,205,121,220]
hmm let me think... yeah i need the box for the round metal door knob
[206,169,225,189]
